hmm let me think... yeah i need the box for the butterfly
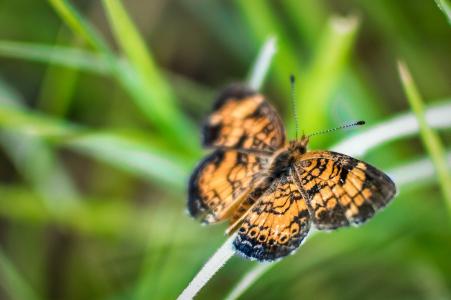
[188,84,396,262]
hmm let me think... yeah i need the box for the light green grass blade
[102,0,198,151]
[0,103,190,189]
[48,0,199,153]
[398,61,451,214]
[37,29,81,116]
[435,0,451,24]
[235,1,302,100]
[291,15,360,145]
[0,248,41,300]
[283,1,384,131]
[66,132,191,190]
[247,36,276,89]
[0,79,79,214]
[47,0,109,52]
[0,40,108,73]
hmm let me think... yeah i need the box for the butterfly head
[289,134,309,155]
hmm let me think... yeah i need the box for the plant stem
[177,235,236,300]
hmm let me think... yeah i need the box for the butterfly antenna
[290,74,299,140]
[307,120,365,138]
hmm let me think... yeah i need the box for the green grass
[0,1,450,299]
[398,61,451,214]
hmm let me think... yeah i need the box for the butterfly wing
[188,149,268,224]
[203,85,286,153]
[233,169,311,261]
[293,151,396,230]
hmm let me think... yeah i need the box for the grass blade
[47,0,109,52]
[398,61,451,214]
[247,36,277,90]
[177,235,236,300]
[0,103,191,189]
[435,0,451,24]
[0,40,108,73]
[291,15,359,144]
[235,1,302,100]
[0,80,79,214]
[48,0,198,153]
[333,100,451,157]
[102,0,198,151]
[0,248,41,300]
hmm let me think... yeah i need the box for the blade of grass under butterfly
[435,0,451,24]
[0,247,41,300]
[398,61,451,215]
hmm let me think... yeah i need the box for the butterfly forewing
[293,151,396,230]
[202,85,285,153]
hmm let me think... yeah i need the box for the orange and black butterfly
[188,84,396,262]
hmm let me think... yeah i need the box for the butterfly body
[188,85,396,262]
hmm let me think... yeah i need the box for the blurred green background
[0,0,450,299]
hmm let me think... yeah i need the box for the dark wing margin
[293,151,396,230]
[188,149,268,224]
[202,84,285,153]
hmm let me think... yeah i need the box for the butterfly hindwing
[188,149,268,224]
[203,85,285,152]
[233,169,311,261]
[293,151,396,230]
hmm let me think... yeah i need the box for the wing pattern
[233,170,311,261]
[202,85,285,152]
[293,151,396,230]
[188,150,268,224]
